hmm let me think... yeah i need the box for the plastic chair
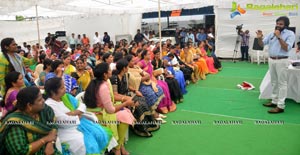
[75,91,99,122]
[250,49,267,65]
[75,91,119,150]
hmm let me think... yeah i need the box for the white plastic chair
[75,91,98,122]
[250,45,269,65]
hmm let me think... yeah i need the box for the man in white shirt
[93,32,102,44]
[143,31,150,42]
[69,33,76,51]
[187,29,195,44]
[22,42,28,53]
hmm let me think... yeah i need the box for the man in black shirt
[103,32,110,44]
[134,29,148,43]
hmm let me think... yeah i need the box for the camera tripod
[232,34,240,63]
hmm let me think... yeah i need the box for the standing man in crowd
[134,29,148,43]
[81,34,90,46]
[143,30,150,42]
[93,32,102,44]
[175,28,181,45]
[69,33,76,51]
[257,16,295,114]
[179,28,187,48]
[196,28,207,42]
[76,34,82,45]
[240,30,250,61]
[103,32,110,44]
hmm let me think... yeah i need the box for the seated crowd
[0,28,221,155]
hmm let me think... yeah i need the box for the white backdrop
[64,14,141,43]
[215,0,300,58]
[0,14,141,45]
[0,18,64,45]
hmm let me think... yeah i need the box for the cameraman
[45,32,51,45]
[47,34,62,57]
[239,29,250,61]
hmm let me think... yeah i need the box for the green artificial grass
[126,61,300,155]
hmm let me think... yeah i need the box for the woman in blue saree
[45,60,78,96]
[45,77,113,155]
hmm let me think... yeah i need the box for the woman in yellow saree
[180,44,200,82]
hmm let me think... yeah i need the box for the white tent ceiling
[0,0,216,16]
[9,6,83,18]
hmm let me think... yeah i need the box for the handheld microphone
[271,26,282,40]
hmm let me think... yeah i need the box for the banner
[215,0,300,58]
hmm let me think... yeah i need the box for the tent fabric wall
[9,6,82,18]
[0,0,216,15]
[0,14,141,45]
[215,0,300,58]
[64,14,141,43]
[0,18,64,44]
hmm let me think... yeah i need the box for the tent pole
[35,5,41,51]
[158,0,162,59]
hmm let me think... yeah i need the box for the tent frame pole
[35,5,41,51]
[158,0,162,59]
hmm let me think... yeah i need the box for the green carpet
[126,61,300,155]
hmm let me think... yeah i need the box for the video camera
[235,24,243,31]
[236,24,243,31]
[236,24,243,35]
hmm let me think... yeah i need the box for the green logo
[230,1,246,18]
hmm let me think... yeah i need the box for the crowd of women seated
[0,35,220,154]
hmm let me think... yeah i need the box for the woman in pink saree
[137,50,176,114]
[198,41,218,74]
[1,71,24,118]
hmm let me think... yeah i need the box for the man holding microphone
[256,16,295,113]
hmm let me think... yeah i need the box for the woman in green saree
[0,86,61,155]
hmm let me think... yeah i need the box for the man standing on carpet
[239,30,250,61]
[256,16,295,113]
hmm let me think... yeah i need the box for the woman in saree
[137,50,176,114]
[84,62,136,155]
[102,52,114,71]
[163,48,187,97]
[197,41,218,74]
[1,71,24,118]
[45,60,78,96]
[45,77,113,155]
[38,58,52,87]
[62,54,76,76]
[189,42,209,79]
[111,59,160,137]
[0,38,38,95]
[126,55,167,122]
[180,44,200,82]
[0,87,61,155]
[70,58,93,92]
[161,43,169,57]
[152,49,184,103]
